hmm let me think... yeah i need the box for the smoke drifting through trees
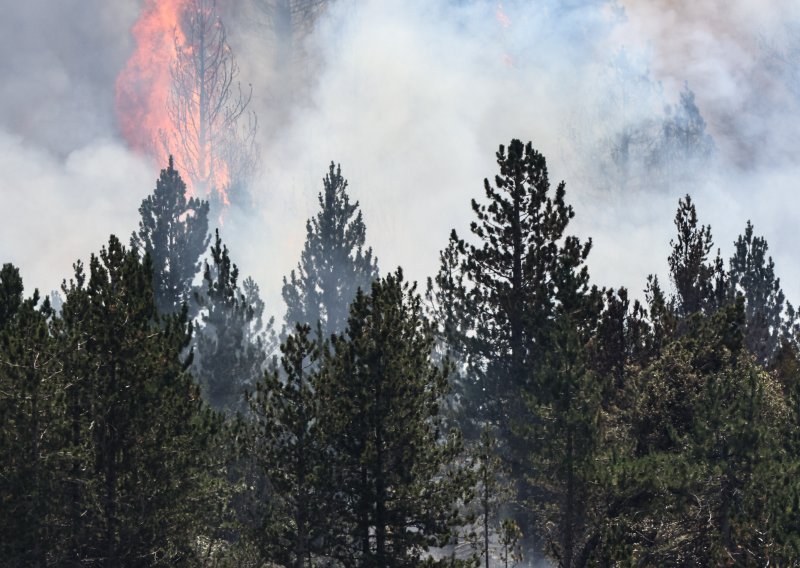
[6,0,800,565]
[5,0,800,310]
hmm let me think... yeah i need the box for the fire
[116,0,187,158]
[116,0,234,206]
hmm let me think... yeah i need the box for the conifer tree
[51,235,223,565]
[601,299,792,564]
[194,229,274,413]
[667,194,725,319]
[644,274,677,355]
[245,323,326,566]
[435,140,594,441]
[318,270,472,566]
[590,287,653,400]
[523,307,603,567]
[131,156,210,315]
[0,268,65,566]
[282,162,378,338]
[0,263,24,329]
[728,221,786,365]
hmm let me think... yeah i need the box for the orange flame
[116,0,232,206]
[116,0,187,157]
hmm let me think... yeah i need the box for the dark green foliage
[282,162,379,338]
[131,156,210,315]
[667,194,724,318]
[318,269,473,566]
[644,273,677,354]
[0,263,24,329]
[598,300,796,564]
[0,270,63,566]
[523,312,603,568]
[589,287,652,399]
[432,140,604,565]
[437,140,594,440]
[193,229,274,413]
[729,221,787,365]
[8,137,800,567]
[56,235,224,565]
[245,323,326,567]
[0,238,225,566]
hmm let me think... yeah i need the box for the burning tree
[165,0,259,209]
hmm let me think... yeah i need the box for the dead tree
[164,0,259,207]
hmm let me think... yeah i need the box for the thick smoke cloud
[0,0,150,296]
[2,0,800,320]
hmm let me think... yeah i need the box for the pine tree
[194,229,274,413]
[0,267,65,566]
[0,263,24,329]
[524,311,603,567]
[318,269,472,566]
[13,235,226,565]
[245,323,326,566]
[282,162,378,338]
[601,299,792,564]
[131,156,210,315]
[644,274,677,355]
[435,139,595,441]
[590,287,652,401]
[667,194,724,319]
[425,238,475,422]
[728,221,786,365]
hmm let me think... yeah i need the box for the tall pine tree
[434,140,594,442]
[667,194,725,319]
[131,156,210,315]
[282,162,379,338]
[0,237,226,565]
[0,266,65,566]
[728,221,786,365]
[318,269,472,566]
[245,323,327,567]
[193,229,274,413]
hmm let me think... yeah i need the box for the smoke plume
[2,0,800,319]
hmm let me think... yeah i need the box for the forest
[4,0,800,566]
[3,137,800,566]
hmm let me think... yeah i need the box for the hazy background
[2,0,800,319]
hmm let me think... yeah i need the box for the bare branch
[161,0,259,204]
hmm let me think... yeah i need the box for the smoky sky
[2,0,800,319]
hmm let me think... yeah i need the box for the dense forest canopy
[4,141,800,565]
